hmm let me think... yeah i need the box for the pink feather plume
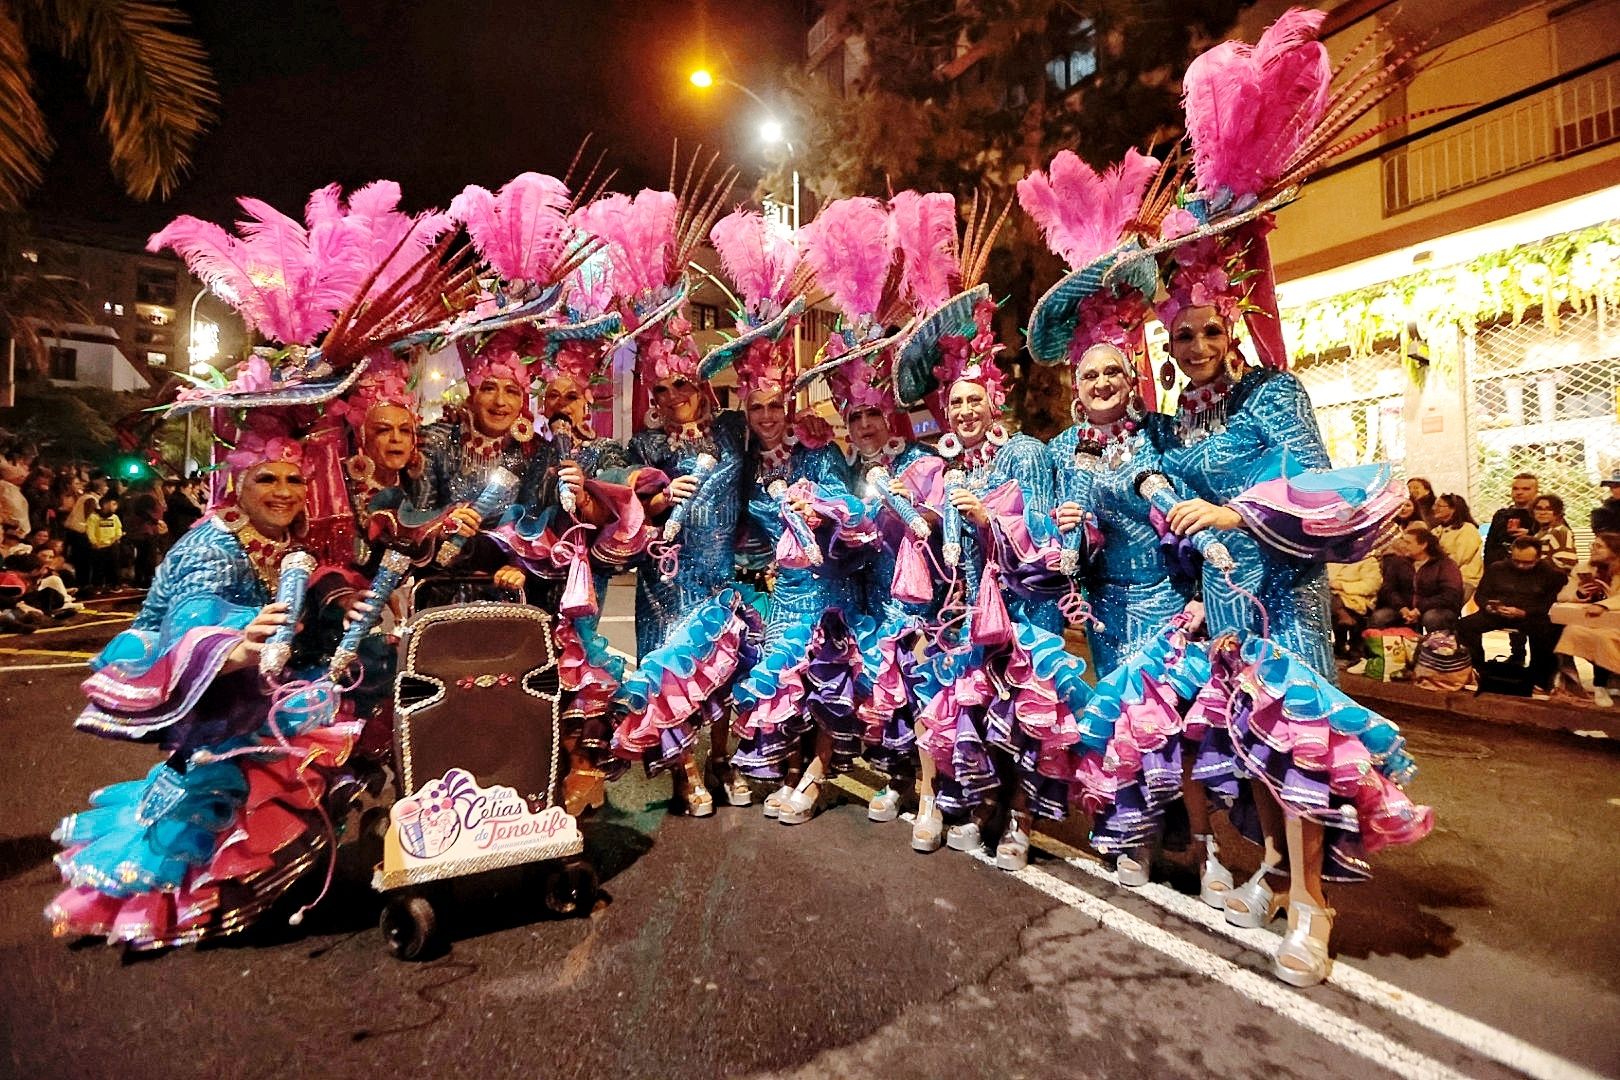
[573,190,679,300]
[1016,148,1159,268]
[709,209,800,316]
[448,172,575,287]
[799,196,892,321]
[149,181,448,346]
[887,191,960,310]
[1182,6,1331,200]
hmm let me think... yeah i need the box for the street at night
[3,585,1617,1079]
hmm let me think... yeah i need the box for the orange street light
[689,69,714,88]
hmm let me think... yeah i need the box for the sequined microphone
[866,466,930,540]
[1136,472,1236,571]
[329,549,412,679]
[662,453,719,543]
[941,469,966,568]
[436,466,521,567]
[768,479,823,566]
[551,421,577,516]
[1061,442,1107,575]
[259,550,317,678]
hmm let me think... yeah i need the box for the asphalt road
[2,584,1618,1079]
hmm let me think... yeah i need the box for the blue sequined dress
[730,440,870,778]
[911,435,1092,820]
[46,520,371,950]
[610,413,760,774]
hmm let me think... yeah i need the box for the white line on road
[0,661,92,673]
[833,775,1603,1080]
[1028,832,1608,1080]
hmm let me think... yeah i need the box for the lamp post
[689,69,804,368]
[183,287,220,475]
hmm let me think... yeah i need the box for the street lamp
[183,289,220,474]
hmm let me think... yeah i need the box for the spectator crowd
[0,438,207,634]
[1329,472,1620,707]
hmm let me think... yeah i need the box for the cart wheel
[543,859,598,918]
[381,894,438,961]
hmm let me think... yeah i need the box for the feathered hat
[150,181,474,414]
[1111,7,1443,368]
[1020,149,1165,368]
[698,209,807,396]
[792,196,908,419]
[329,351,418,434]
[892,192,1013,415]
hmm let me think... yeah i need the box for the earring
[644,405,663,429]
[1159,361,1177,391]
[510,416,534,444]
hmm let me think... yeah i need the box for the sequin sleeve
[1243,373,1331,474]
[991,435,1057,518]
[416,422,455,511]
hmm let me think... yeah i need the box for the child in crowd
[84,494,123,594]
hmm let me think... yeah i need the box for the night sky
[29,0,809,241]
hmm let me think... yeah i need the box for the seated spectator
[1328,555,1382,660]
[1431,493,1484,600]
[1393,497,1422,530]
[84,494,123,594]
[1532,494,1578,574]
[1483,473,1538,568]
[2,552,77,617]
[23,465,53,534]
[1458,536,1569,697]
[40,538,76,588]
[1370,525,1464,634]
[1407,476,1437,525]
[1593,476,1620,534]
[1552,531,1620,707]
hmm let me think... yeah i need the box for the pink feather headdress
[886,191,960,314]
[573,189,680,316]
[1018,149,1158,270]
[448,172,579,297]
[710,209,800,327]
[935,296,1007,408]
[800,197,893,333]
[825,344,894,420]
[150,181,451,348]
[1182,7,1331,206]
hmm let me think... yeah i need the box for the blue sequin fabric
[130,519,269,635]
[1154,370,1338,680]
[418,419,546,510]
[1050,420,1193,671]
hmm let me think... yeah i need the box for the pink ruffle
[612,611,748,756]
[732,658,809,740]
[859,633,911,740]
[555,620,621,721]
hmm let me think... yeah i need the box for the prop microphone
[259,550,317,678]
[865,466,930,540]
[551,423,578,515]
[662,453,719,543]
[941,469,966,568]
[767,479,823,566]
[1136,472,1236,571]
[1061,443,1108,575]
[436,466,521,567]
[329,548,412,679]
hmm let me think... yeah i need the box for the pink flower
[1159,208,1198,240]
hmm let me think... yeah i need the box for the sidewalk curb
[1341,673,1620,739]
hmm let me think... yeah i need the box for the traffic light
[110,453,153,483]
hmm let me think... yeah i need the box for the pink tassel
[775,523,812,570]
[969,565,1013,646]
[891,534,933,605]
[559,550,598,618]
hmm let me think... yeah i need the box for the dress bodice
[132,519,269,634]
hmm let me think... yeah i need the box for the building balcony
[1382,56,1620,215]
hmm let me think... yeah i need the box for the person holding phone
[1553,532,1620,706]
[1457,536,1568,696]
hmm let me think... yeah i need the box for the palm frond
[0,9,52,211]
[21,0,219,202]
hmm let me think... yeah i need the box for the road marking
[596,615,635,623]
[20,618,129,636]
[0,661,92,672]
[0,647,97,659]
[832,775,1604,1080]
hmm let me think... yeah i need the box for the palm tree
[0,0,218,211]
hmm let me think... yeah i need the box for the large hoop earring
[644,405,663,429]
[510,416,534,444]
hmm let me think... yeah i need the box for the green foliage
[0,377,151,462]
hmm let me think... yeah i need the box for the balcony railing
[1382,57,1620,214]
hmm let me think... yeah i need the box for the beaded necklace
[1176,371,1236,444]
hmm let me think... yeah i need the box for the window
[1045,19,1096,91]
[20,249,38,263]
[146,351,169,366]
[114,303,124,317]
[693,303,721,331]
[48,346,77,381]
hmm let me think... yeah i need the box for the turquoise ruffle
[618,585,755,712]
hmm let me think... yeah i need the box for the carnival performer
[706,207,871,824]
[1115,8,1436,984]
[441,173,648,814]
[890,193,1089,870]
[578,183,760,816]
[48,178,474,948]
[1019,149,1240,901]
